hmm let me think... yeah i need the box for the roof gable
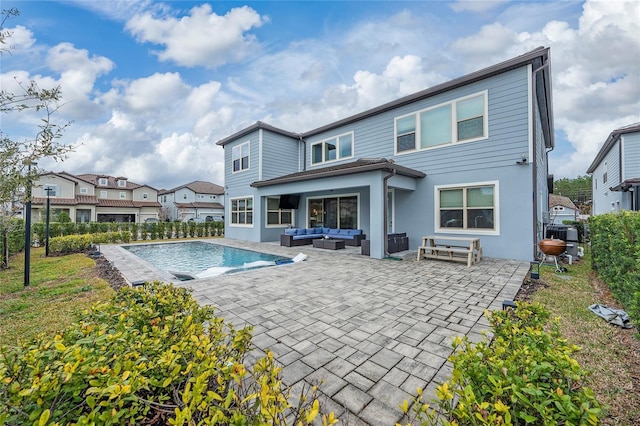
[586,122,640,173]
[161,180,224,195]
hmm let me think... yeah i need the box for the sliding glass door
[308,196,358,229]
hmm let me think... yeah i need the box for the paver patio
[101,238,529,425]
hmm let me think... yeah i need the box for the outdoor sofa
[280,227,366,247]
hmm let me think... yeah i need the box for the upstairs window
[99,178,108,186]
[80,187,88,194]
[142,193,148,199]
[232,141,250,172]
[42,185,59,197]
[118,179,126,187]
[100,190,108,198]
[456,95,485,141]
[311,132,354,165]
[119,192,126,199]
[395,91,487,153]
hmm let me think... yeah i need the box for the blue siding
[221,62,550,261]
[305,68,531,179]
[591,141,624,215]
[261,130,301,181]
[623,132,640,179]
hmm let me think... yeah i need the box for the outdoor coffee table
[312,238,345,250]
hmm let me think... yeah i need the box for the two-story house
[548,194,579,225]
[158,181,225,222]
[30,172,161,223]
[586,123,640,215]
[217,47,554,261]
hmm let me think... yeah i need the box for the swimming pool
[122,241,290,279]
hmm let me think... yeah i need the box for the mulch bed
[90,252,128,291]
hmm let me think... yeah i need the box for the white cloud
[45,43,114,119]
[3,25,35,50]
[125,4,267,68]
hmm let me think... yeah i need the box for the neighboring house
[217,47,554,261]
[586,123,640,215]
[548,194,579,224]
[158,181,225,222]
[29,172,161,223]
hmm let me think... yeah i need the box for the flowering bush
[0,283,337,425]
[401,302,601,425]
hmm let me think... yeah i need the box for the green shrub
[0,283,336,425]
[0,218,25,265]
[57,211,72,223]
[49,232,131,255]
[401,303,601,426]
[589,211,640,329]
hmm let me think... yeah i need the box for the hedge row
[49,232,132,255]
[31,221,224,242]
[589,211,640,329]
[0,283,336,425]
[402,303,601,425]
[0,218,25,265]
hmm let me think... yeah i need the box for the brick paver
[101,238,528,425]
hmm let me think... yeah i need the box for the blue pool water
[123,241,289,278]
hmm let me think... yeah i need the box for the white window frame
[230,196,254,227]
[142,193,148,199]
[80,187,88,194]
[434,180,499,236]
[310,131,354,166]
[42,184,59,197]
[395,91,488,155]
[232,141,250,173]
[266,196,294,228]
[118,179,126,187]
[99,178,108,186]
[100,190,108,198]
[119,192,126,199]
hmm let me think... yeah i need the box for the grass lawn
[0,247,114,347]
[1,244,639,424]
[528,253,640,425]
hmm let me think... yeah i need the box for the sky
[1,0,639,191]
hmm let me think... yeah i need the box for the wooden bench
[417,236,482,267]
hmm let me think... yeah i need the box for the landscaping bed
[516,258,640,425]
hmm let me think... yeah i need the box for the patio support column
[369,175,386,259]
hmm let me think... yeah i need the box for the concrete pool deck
[101,238,529,425]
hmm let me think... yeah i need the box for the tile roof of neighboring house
[97,199,162,208]
[174,202,224,209]
[75,174,159,191]
[549,194,578,211]
[31,195,98,206]
[586,122,640,173]
[218,47,552,148]
[251,158,425,188]
[158,181,224,195]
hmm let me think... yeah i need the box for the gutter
[531,58,552,260]
[300,135,306,172]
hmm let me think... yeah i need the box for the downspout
[300,135,306,172]
[383,168,396,257]
[531,59,552,260]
